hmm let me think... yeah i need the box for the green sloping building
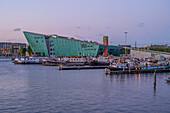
[23,31,122,57]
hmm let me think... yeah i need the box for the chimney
[103,36,108,56]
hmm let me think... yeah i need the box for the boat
[89,56,111,66]
[43,57,87,66]
[108,59,170,71]
[165,77,170,83]
[108,62,134,71]
[13,57,48,64]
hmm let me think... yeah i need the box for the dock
[58,66,108,70]
[108,68,170,74]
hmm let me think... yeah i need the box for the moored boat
[13,57,48,64]
[89,56,112,66]
[165,77,170,83]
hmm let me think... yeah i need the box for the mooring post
[105,68,108,74]
[59,65,62,70]
[105,68,110,75]
[129,68,131,74]
[154,70,156,89]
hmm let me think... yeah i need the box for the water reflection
[1,62,170,113]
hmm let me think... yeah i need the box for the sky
[0,0,170,46]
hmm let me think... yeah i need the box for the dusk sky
[0,0,170,46]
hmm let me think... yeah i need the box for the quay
[107,68,170,74]
[58,66,108,70]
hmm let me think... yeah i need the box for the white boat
[89,56,111,66]
[13,57,48,64]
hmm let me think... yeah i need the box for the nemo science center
[23,31,123,57]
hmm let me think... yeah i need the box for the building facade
[23,31,123,57]
[0,42,27,54]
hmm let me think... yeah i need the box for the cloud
[13,28,21,31]
[5,38,16,42]
[76,26,81,29]
[137,23,144,28]
[106,26,112,29]
[74,35,84,39]
[87,26,91,29]
[96,33,105,37]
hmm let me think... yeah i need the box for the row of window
[35,37,43,39]
[50,40,94,48]
[84,49,96,51]
[36,40,44,43]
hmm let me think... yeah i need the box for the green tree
[165,48,169,52]
[149,47,154,50]
[27,45,33,56]
[19,45,23,55]
[10,44,14,53]
[160,47,165,52]
[154,47,160,51]
[122,49,130,54]
[20,47,26,56]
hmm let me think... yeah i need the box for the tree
[10,44,14,53]
[122,48,130,54]
[160,47,165,52]
[149,47,154,50]
[20,47,26,56]
[154,47,160,51]
[27,45,33,56]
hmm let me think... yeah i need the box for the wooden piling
[105,68,110,75]
[59,65,62,70]
[154,70,156,89]
[129,68,131,74]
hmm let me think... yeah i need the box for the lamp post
[124,32,128,54]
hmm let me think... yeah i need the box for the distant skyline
[0,0,170,46]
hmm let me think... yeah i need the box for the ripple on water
[0,62,170,113]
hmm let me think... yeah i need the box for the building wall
[131,49,170,58]
[24,31,123,57]
[0,42,26,54]
[50,37,100,57]
[24,32,49,56]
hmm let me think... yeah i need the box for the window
[109,49,114,52]
[81,44,87,48]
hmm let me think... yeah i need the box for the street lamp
[124,32,128,54]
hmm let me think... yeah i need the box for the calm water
[0,61,170,113]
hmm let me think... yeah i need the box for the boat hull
[89,60,109,66]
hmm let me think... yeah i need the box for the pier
[58,66,108,70]
[107,68,170,74]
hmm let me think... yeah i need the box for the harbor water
[0,61,170,113]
